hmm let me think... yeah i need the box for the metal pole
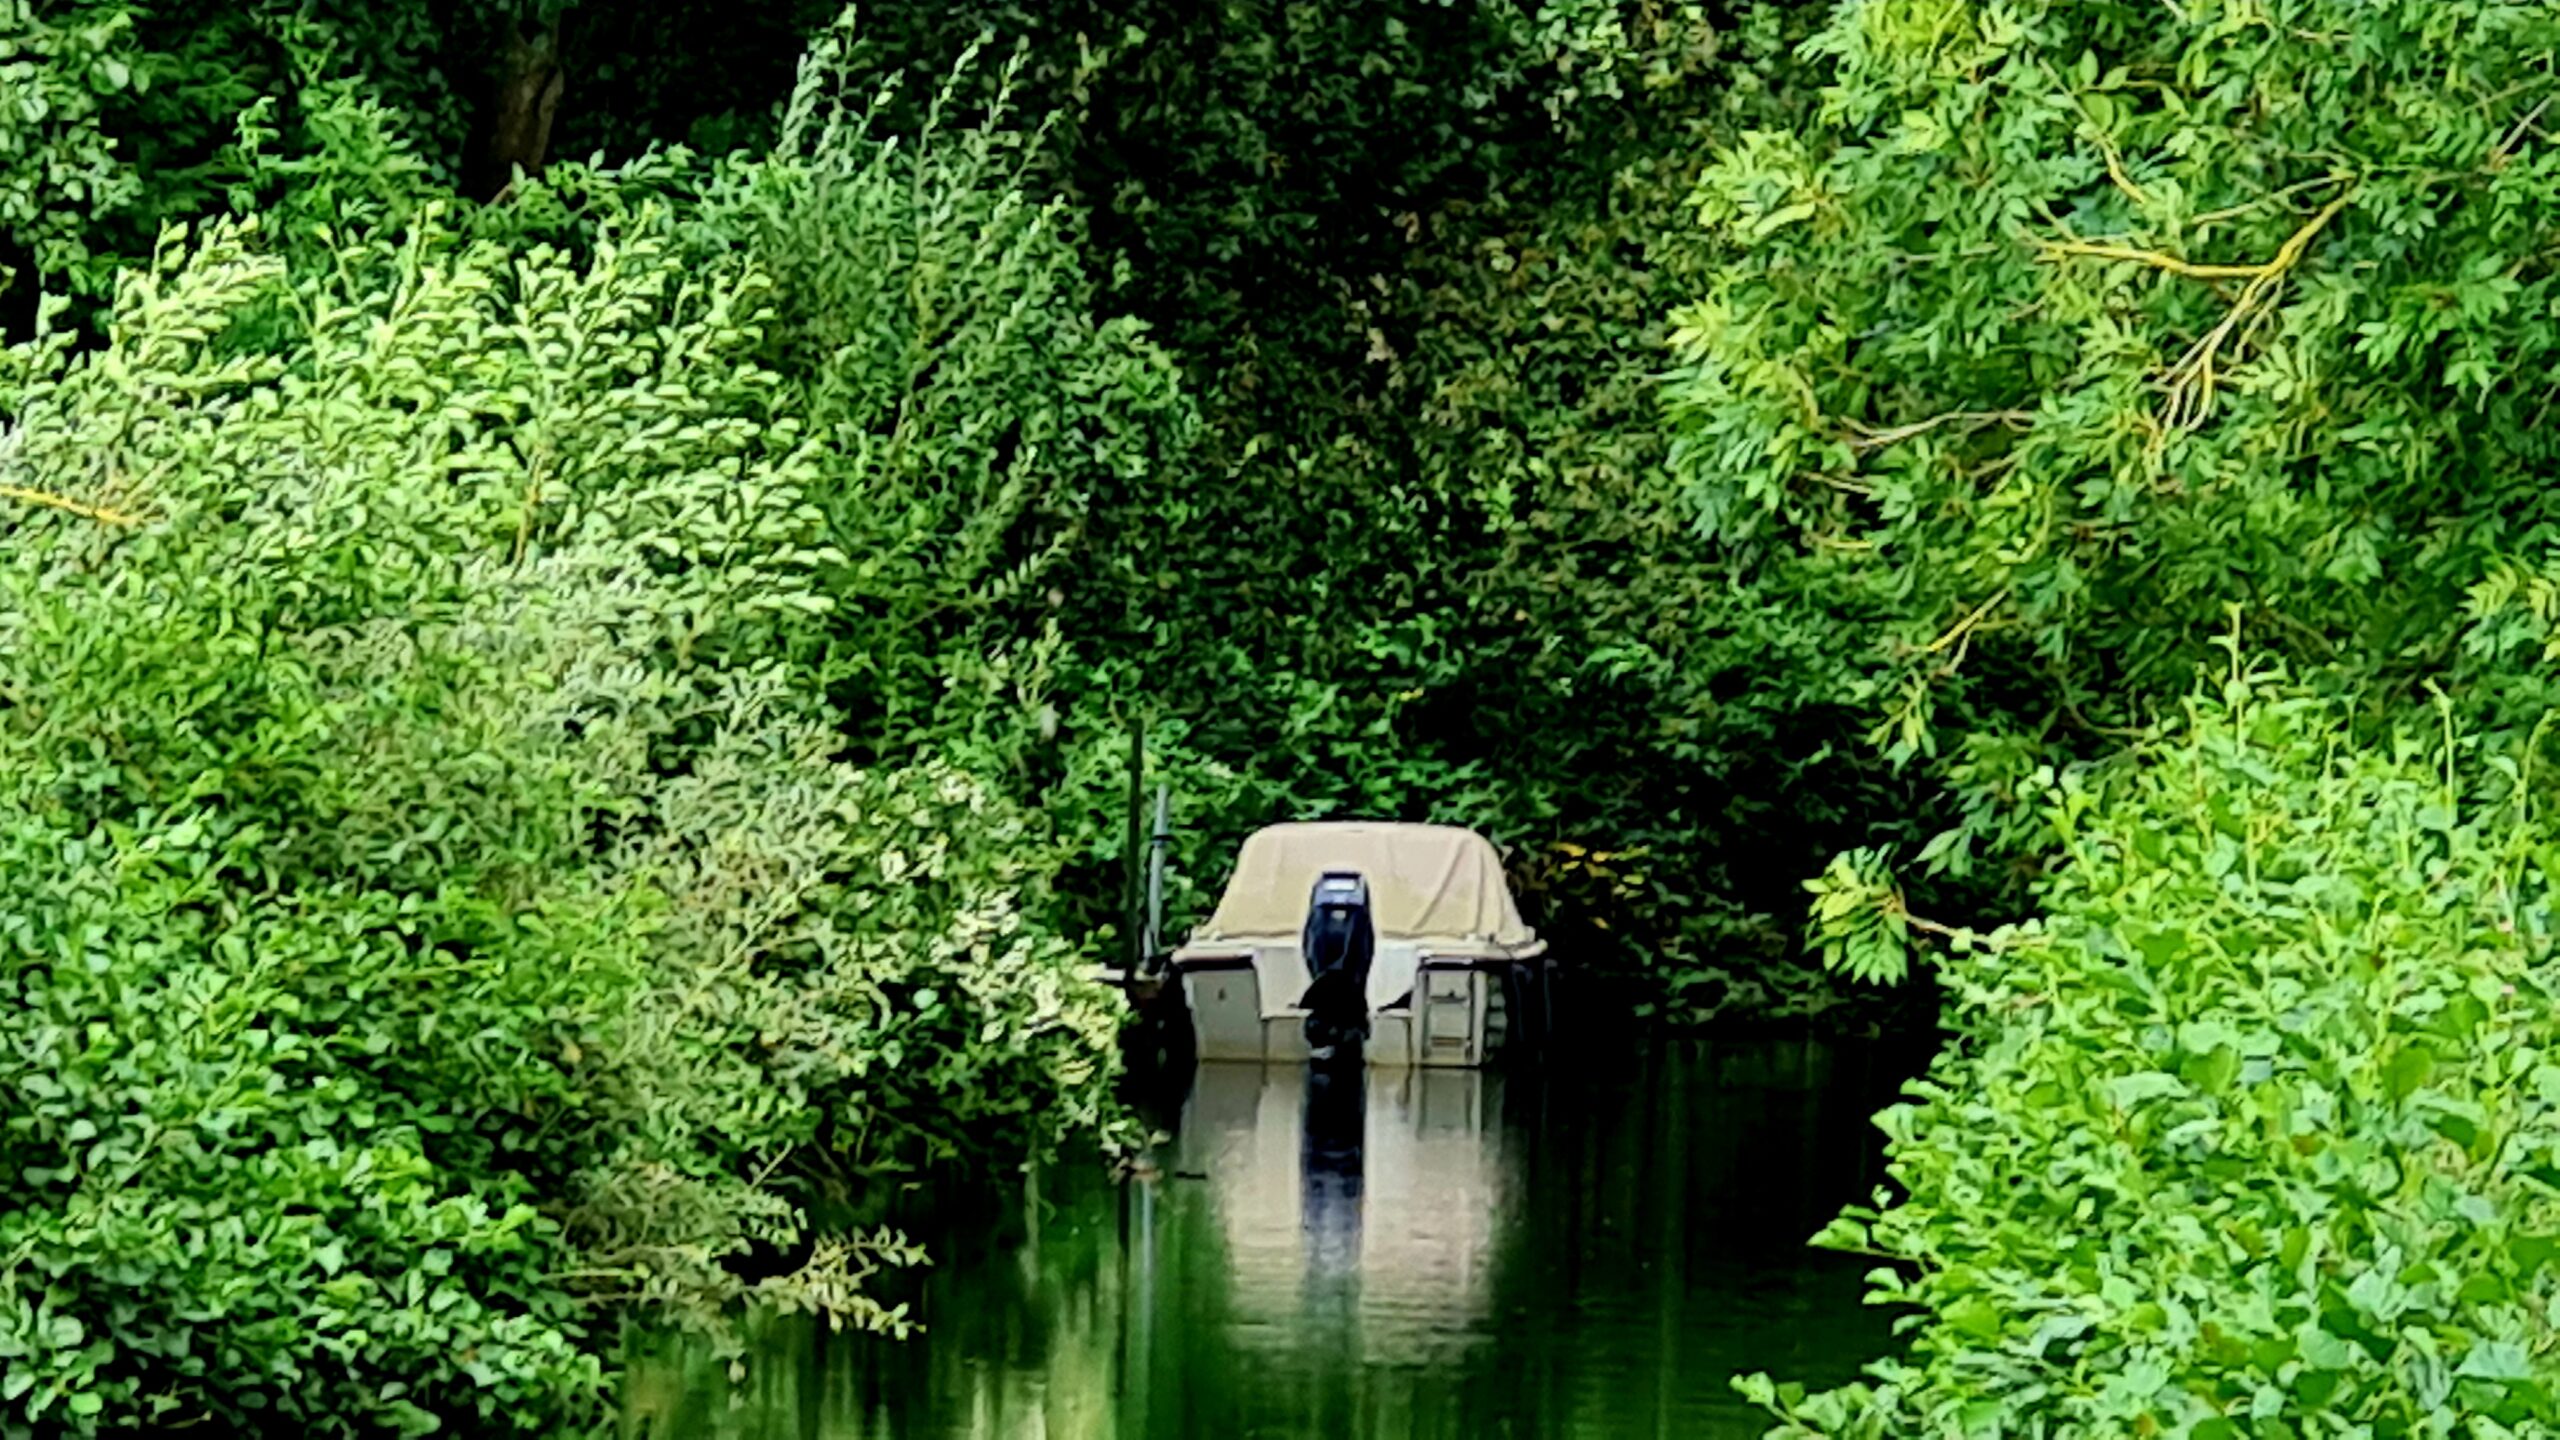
[1144,782,1171,971]
[1124,717,1145,975]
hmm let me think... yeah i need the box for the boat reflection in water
[1190,1062,1513,1379]
[621,1040,1911,1440]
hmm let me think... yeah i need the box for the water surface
[624,1039,1913,1439]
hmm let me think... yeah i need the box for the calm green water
[623,1039,1913,1440]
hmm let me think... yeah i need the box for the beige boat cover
[1189,822,1538,947]
[1177,823,1544,1017]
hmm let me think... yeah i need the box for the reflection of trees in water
[619,1159,1138,1440]
[1471,1038,1931,1437]
[621,1038,1930,1440]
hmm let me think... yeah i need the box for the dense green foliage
[1671,0,2560,764]
[8,0,1930,1024]
[920,0,1924,1019]
[1762,666,2560,1434]
[20,0,2560,1431]
[0,38,1150,1435]
[1688,0,2560,997]
[1700,0,2560,1431]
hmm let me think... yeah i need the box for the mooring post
[1124,716,1146,976]
[1144,782,1171,972]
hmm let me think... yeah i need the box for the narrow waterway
[623,1038,1918,1439]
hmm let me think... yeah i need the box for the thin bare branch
[0,484,146,526]
[1846,409,2035,450]
[2038,240,2270,280]
[1919,587,2014,658]
[2095,132,2149,207]
[2492,96,2553,168]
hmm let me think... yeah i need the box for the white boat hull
[1178,953,1534,1068]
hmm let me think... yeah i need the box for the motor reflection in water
[621,1039,1918,1440]
[1298,1063,1364,1298]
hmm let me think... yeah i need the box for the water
[623,1039,1916,1440]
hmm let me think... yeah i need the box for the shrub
[0,64,1130,1434]
[1752,664,2560,1434]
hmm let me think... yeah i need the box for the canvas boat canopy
[1174,822,1545,1019]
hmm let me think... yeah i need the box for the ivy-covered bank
[10,0,2560,1433]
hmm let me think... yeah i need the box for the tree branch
[0,484,144,526]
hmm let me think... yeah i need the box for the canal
[623,1037,1920,1439]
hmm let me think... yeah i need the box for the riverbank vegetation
[7,0,2560,1433]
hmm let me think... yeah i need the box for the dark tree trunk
[464,17,566,201]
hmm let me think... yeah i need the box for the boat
[1167,822,1550,1067]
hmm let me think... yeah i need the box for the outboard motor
[1297,871,1375,1060]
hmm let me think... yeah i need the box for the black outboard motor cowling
[1297,871,1374,1060]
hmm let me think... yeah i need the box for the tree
[1668,0,2560,771]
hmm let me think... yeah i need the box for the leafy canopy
[1669,0,2560,766]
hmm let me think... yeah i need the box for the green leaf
[2105,1072,2186,1109]
[2384,1046,2434,1101]
[1943,1296,2001,1341]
